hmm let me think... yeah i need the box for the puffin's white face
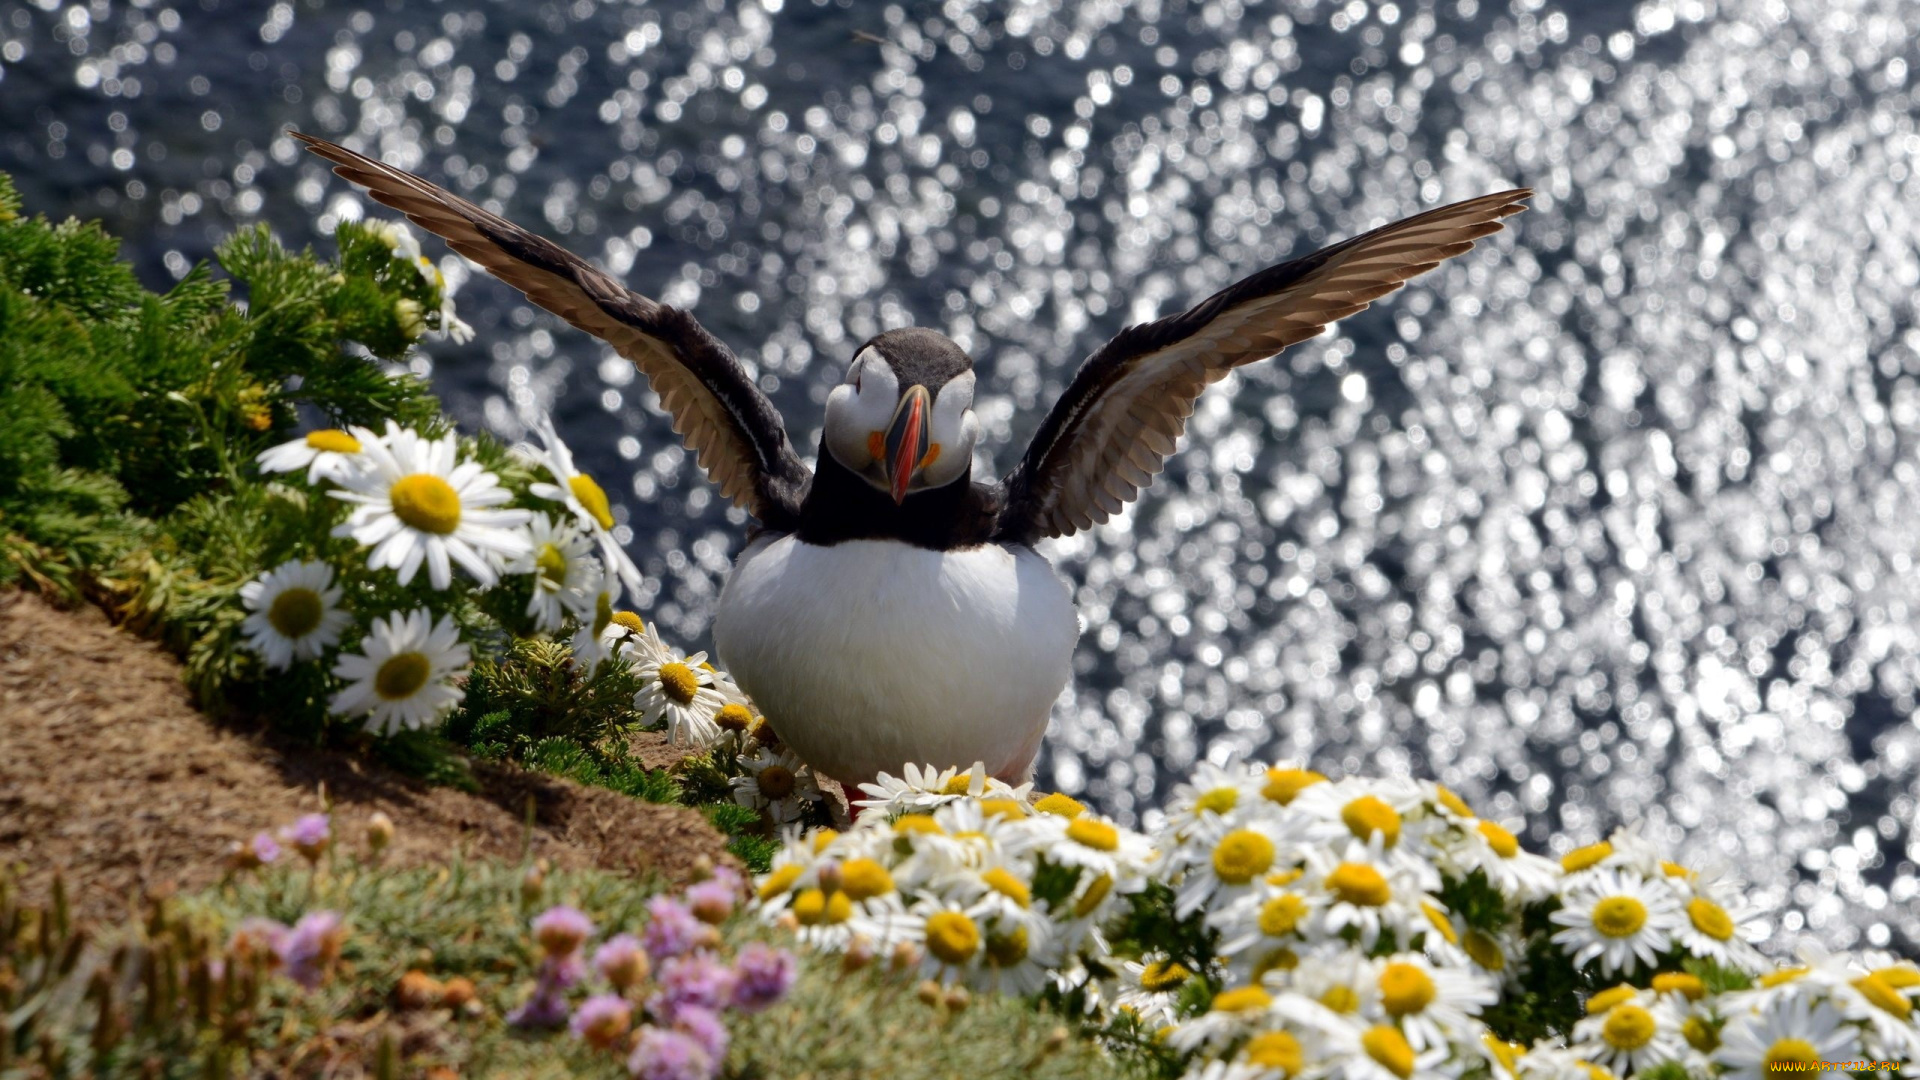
[823,346,979,503]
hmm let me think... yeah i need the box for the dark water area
[5,0,1918,954]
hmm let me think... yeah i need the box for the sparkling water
[4,0,1916,954]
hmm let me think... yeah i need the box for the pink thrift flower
[279,813,331,863]
[651,953,736,1021]
[642,896,703,961]
[730,942,797,1013]
[278,911,345,988]
[683,878,736,925]
[533,904,595,957]
[627,1026,716,1080]
[594,932,651,992]
[570,993,634,1050]
[670,1004,730,1062]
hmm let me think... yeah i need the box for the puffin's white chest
[712,535,1079,785]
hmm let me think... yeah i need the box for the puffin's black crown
[863,326,972,390]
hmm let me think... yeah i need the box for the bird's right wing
[294,132,811,527]
[997,189,1531,542]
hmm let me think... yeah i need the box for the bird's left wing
[997,189,1531,543]
[293,132,811,527]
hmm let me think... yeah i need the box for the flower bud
[943,986,971,1012]
[396,970,443,1010]
[916,979,943,1006]
[439,976,477,1009]
[366,812,395,855]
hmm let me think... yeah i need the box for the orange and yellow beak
[880,383,932,505]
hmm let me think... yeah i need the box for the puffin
[294,132,1529,789]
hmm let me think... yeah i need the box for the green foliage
[450,638,647,753]
[704,803,780,874]
[0,172,444,604]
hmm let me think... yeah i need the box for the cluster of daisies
[751,761,1920,1080]
[240,410,659,734]
[367,220,474,344]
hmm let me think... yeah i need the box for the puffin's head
[823,327,979,504]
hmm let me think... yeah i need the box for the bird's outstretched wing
[996,189,1531,542]
[293,132,810,527]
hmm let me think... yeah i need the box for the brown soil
[0,590,732,925]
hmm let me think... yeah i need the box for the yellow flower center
[1422,901,1459,945]
[1686,896,1735,941]
[568,472,615,530]
[985,926,1029,967]
[610,610,644,635]
[1661,860,1693,879]
[1601,1005,1656,1051]
[305,429,362,453]
[535,543,569,584]
[656,662,700,705]
[373,651,431,700]
[1873,964,1920,989]
[1211,829,1275,884]
[924,911,980,965]
[937,773,974,795]
[1435,785,1473,817]
[1326,862,1391,906]
[1320,984,1360,1013]
[715,703,755,732]
[1262,767,1326,805]
[981,867,1030,909]
[1652,972,1705,1001]
[1484,1035,1524,1075]
[389,473,463,534]
[1252,948,1299,980]
[1242,1031,1303,1075]
[1763,1038,1820,1072]
[1073,874,1113,918]
[1034,792,1086,818]
[1139,960,1191,993]
[1258,893,1309,937]
[791,888,826,924]
[266,587,324,638]
[1210,986,1272,1013]
[1682,1016,1718,1053]
[1561,840,1613,873]
[1066,818,1119,852]
[755,764,796,800]
[1464,929,1506,971]
[1194,786,1239,816]
[1342,796,1402,847]
[1478,820,1520,858]
[1586,985,1639,1014]
[1267,866,1305,886]
[892,814,943,836]
[757,864,801,900]
[1591,895,1648,938]
[978,798,1027,819]
[810,829,839,853]
[1852,973,1912,1019]
[1759,966,1807,988]
[1362,1025,1415,1079]
[1379,962,1436,1017]
[838,857,892,900]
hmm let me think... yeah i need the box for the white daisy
[502,513,599,633]
[256,427,370,484]
[1441,817,1562,903]
[731,746,822,824]
[374,220,424,266]
[524,415,642,596]
[1162,759,1268,837]
[329,608,470,735]
[1292,778,1443,889]
[1714,989,1861,1080]
[1306,837,1434,952]
[1548,869,1684,977]
[1031,811,1156,884]
[1321,1013,1456,1080]
[237,560,352,669]
[627,622,727,747]
[1117,955,1199,1029]
[1164,984,1281,1054]
[1572,987,1690,1075]
[1368,952,1498,1051]
[567,565,628,672]
[1671,885,1768,972]
[1174,815,1296,919]
[853,762,1032,815]
[329,422,531,589]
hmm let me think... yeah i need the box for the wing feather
[292,132,809,526]
[998,189,1530,542]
